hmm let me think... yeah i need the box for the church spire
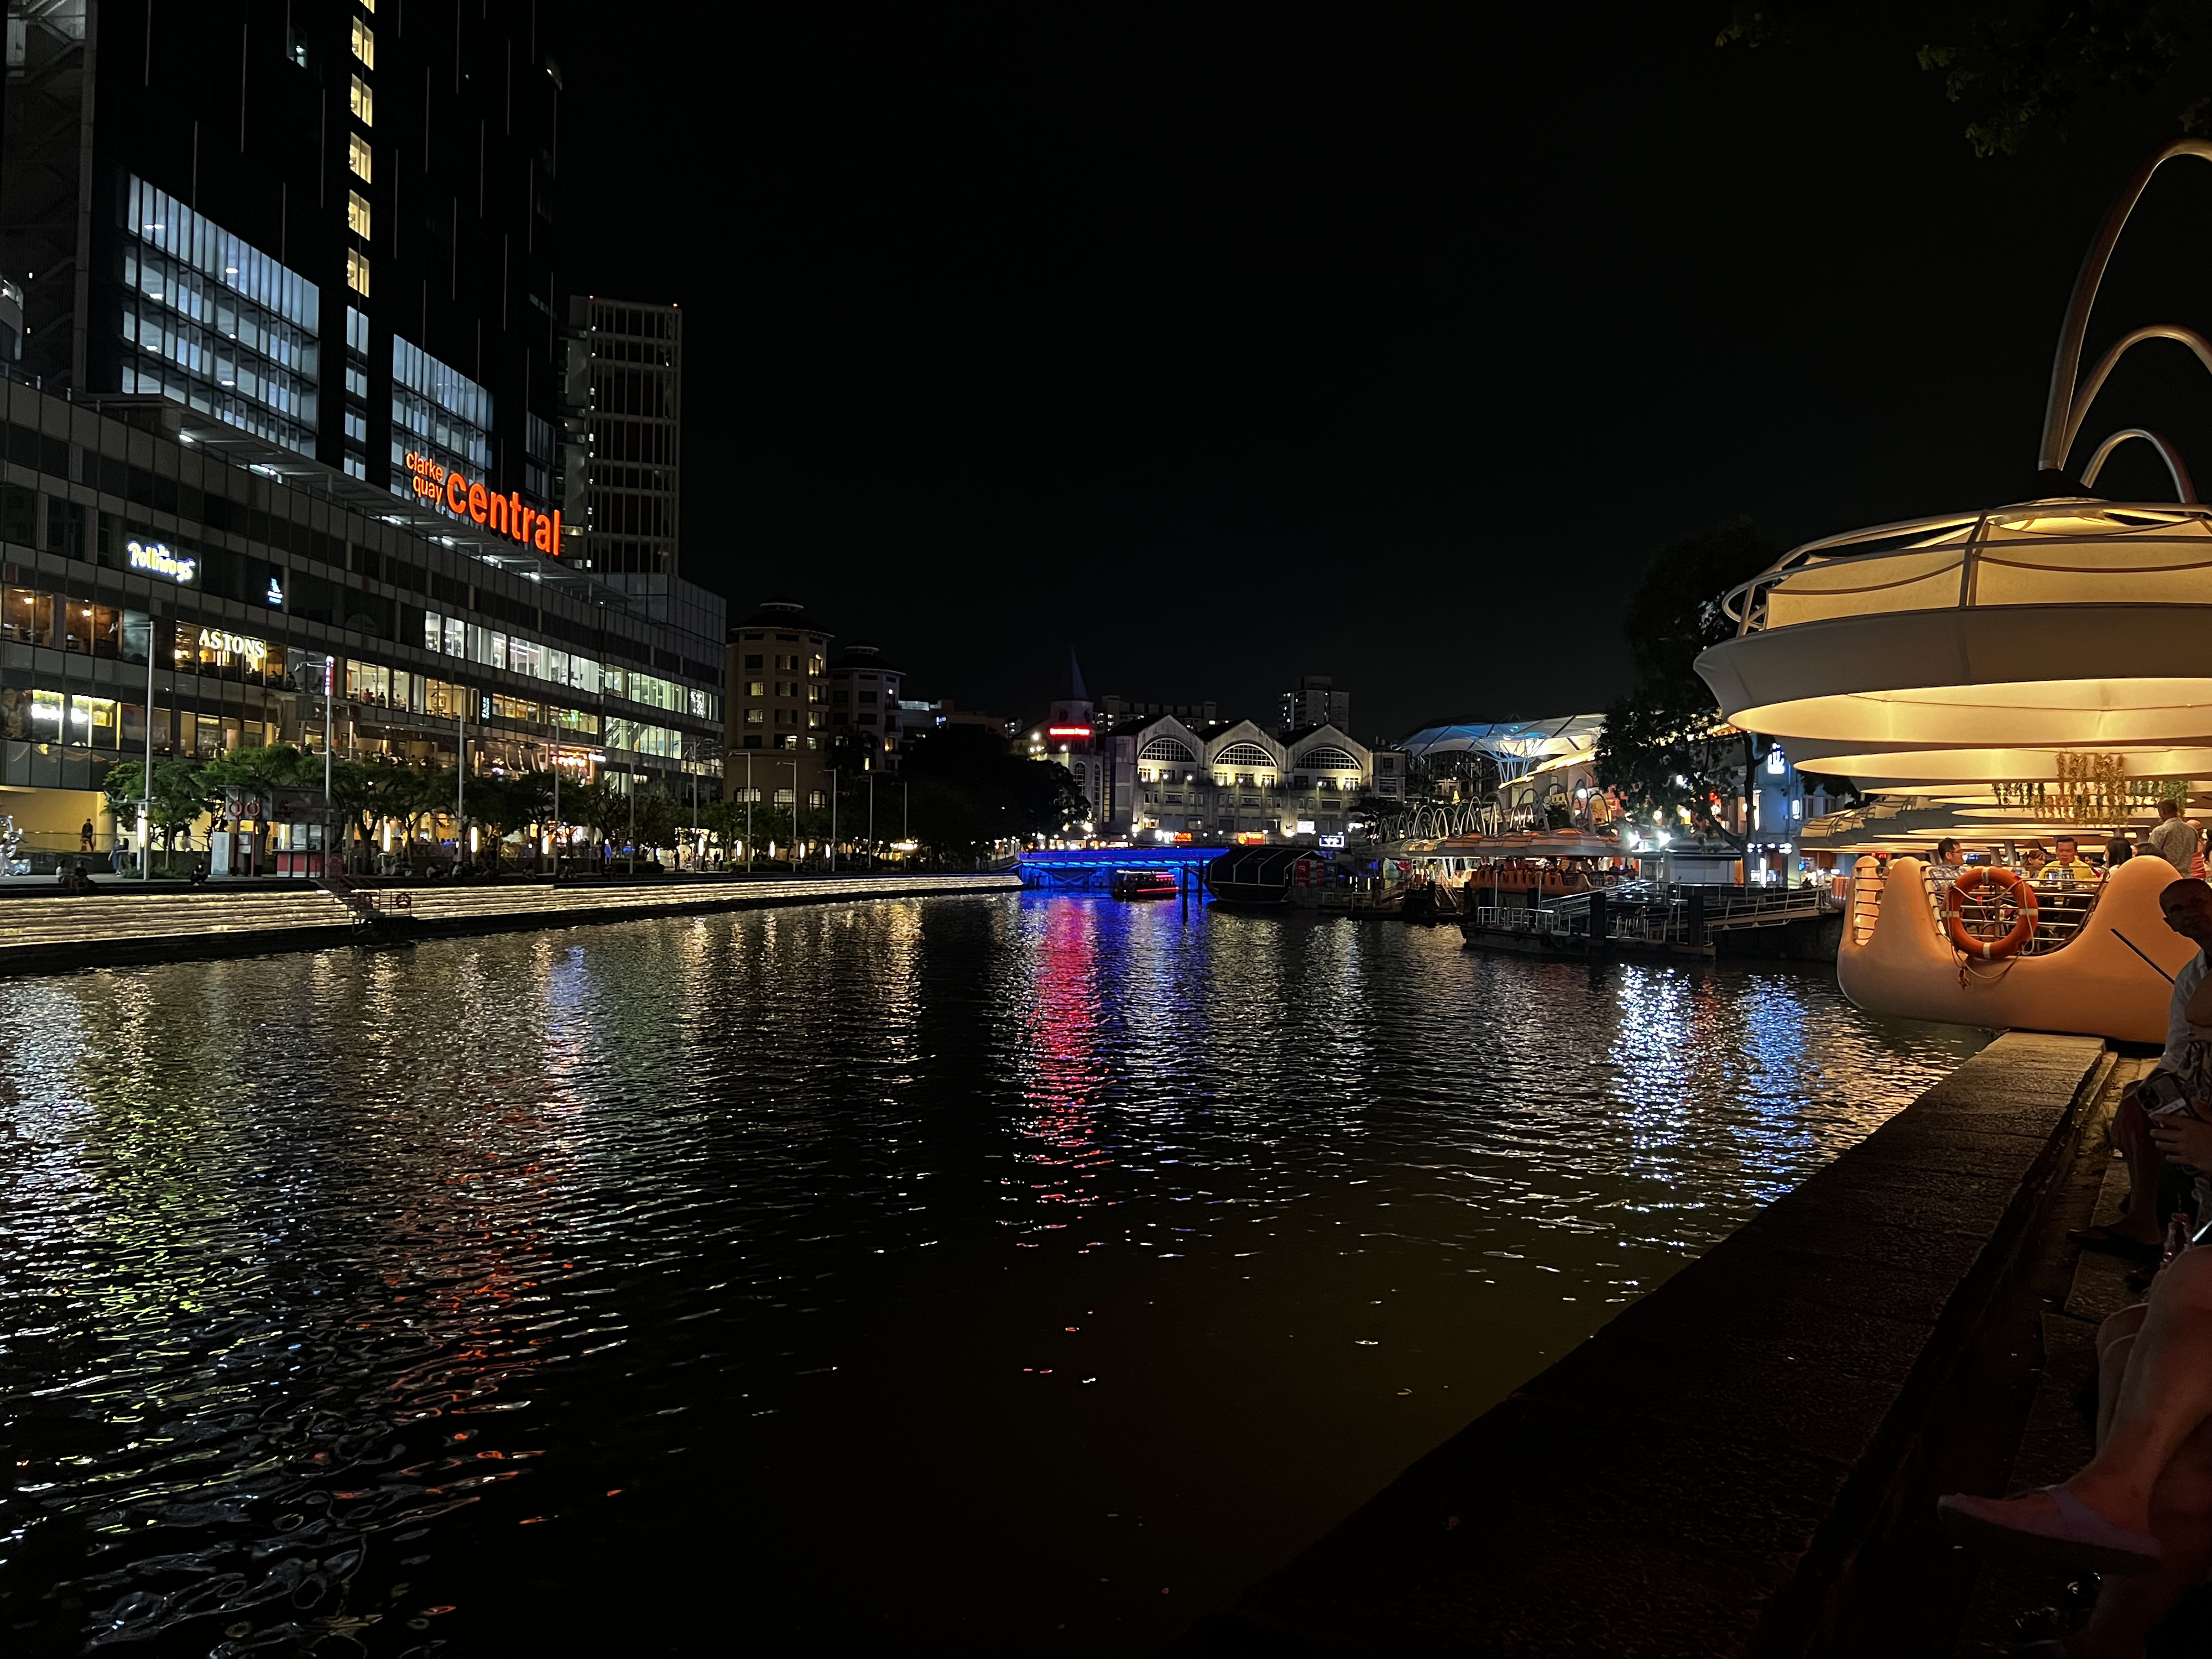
[1068,647,1088,703]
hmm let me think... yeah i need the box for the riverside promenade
[0,872,1024,974]
[1180,1029,2127,1657]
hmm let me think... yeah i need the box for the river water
[0,893,1982,1656]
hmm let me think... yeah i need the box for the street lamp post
[322,657,336,877]
[549,722,562,884]
[828,766,838,873]
[456,697,468,873]
[783,757,799,872]
[139,611,155,879]
[867,769,875,872]
[745,751,754,873]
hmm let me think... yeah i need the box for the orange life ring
[1943,867,2039,959]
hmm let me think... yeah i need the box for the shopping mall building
[0,380,722,853]
[0,4,724,855]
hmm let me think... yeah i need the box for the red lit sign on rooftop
[406,451,562,555]
[1047,725,1092,739]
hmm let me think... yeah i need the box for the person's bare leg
[2107,1092,2165,1246]
[2070,1414,2212,1658]
[2098,1305,2150,1451]
[2072,1249,2212,1531]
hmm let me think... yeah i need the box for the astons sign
[405,452,562,555]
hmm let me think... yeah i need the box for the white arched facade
[1105,716,1396,841]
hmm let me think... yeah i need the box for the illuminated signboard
[128,538,196,584]
[1047,725,1092,739]
[404,451,562,555]
[199,627,269,668]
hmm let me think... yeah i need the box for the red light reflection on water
[1012,902,1120,1230]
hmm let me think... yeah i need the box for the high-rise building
[3,0,565,507]
[726,598,832,807]
[560,296,680,577]
[1281,675,1350,732]
[826,642,905,773]
[0,4,727,846]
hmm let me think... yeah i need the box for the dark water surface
[0,894,1984,1655]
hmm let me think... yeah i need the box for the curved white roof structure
[1699,139,2212,791]
[1696,500,2212,783]
[1400,714,1604,779]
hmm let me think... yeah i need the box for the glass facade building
[561,298,681,577]
[117,178,321,456]
[0,380,723,845]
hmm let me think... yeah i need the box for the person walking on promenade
[2149,798,2199,875]
[78,817,93,853]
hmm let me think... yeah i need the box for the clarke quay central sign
[404,452,562,555]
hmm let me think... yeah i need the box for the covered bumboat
[1840,852,2196,1045]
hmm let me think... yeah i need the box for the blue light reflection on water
[0,894,1983,1654]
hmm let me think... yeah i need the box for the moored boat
[1109,869,1180,901]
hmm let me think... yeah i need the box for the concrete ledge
[0,875,1023,976]
[1181,1030,2111,1658]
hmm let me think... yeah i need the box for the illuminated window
[348,132,372,182]
[351,74,373,125]
[351,18,375,69]
[346,247,370,296]
[347,190,372,241]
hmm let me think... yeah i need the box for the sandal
[1937,1485,2162,1575]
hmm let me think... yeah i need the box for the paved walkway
[0,874,1024,972]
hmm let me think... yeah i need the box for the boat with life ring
[1838,852,2194,1045]
[1943,866,2039,959]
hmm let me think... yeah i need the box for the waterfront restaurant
[0,380,723,854]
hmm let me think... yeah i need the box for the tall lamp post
[456,696,468,872]
[139,612,156,879]
[783,757,799,872]
[744,750,755,874]
[322,657,336,877]
[547,721,563,884]
[867,769,876,872]
[828,765,838,873]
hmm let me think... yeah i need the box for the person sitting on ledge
[2070,879,2212,1259]
[1937,884,2212,1640]
[1944,1232,2212,1653]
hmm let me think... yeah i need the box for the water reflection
[0,896,1981,1654]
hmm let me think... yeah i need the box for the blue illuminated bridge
[1016,846,1223,892]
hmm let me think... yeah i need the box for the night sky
[560,6,2212,741]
